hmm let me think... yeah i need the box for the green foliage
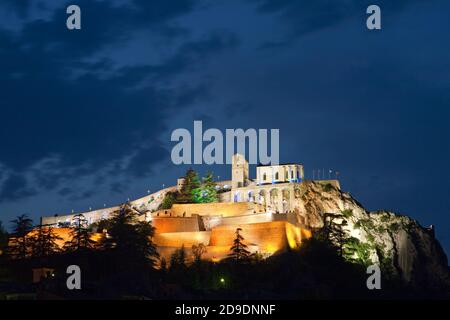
[380,257,397,280]
[389,222,400,232]
[177,168,200,203]
[323,183,334,192]
[174,169,219,204]
[158,191,178,210]
[341,209,353,218]
[381,214,390,223]
[343,238,372,266]
[355,218,375,230]
[316,213,349,257]
[316,214,373,267]
[192,172,218,203]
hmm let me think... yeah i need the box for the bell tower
[231,153,249,188]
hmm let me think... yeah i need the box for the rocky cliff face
[293,181,450,290]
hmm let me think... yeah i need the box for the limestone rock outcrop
[293,181,450,290]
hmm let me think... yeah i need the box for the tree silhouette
[170,244,187,269]
[0,221,8,257]
[8,214,33,259]
[160,257,167,271]
[64,213,96,252]
[316,213,366,263]
[316,213,348,256]
[30,225,62,259]
[191,243,207,263]
[101,203,159,269]
[228,228,251,262]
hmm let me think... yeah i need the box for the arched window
[275,172,279,180]
[291,171,294,179]
[285,171,288,180]
[263,173,267,181]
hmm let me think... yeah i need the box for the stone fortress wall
[41,180,234,227]
[41,185,179,226]
[40,154,338,262]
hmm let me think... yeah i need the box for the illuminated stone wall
[153,231,211,247]
[154,220,311,263]
[153,202,265,219]
[209,221,305,253]
[15,220,311,265]
[256,164,304,184]
[204,212,280,229]
[41,186,178,226]
[151,216,202,233]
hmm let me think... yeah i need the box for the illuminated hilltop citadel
[41,154,340,262]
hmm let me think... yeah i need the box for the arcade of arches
[232,184,294,213]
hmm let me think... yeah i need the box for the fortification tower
[231,153,249,188]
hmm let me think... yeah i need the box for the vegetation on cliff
[294,181,450,291]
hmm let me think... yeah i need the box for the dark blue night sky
[0,1,449,254]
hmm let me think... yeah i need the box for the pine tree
[192,172,218,203]
[177,168,200,203]
[101,203,159,268]
[30,225,62,259]
[316,213,347,256]
[64,213,96,252]
[158,191,177,210]
[8,214,33,260]
[228,228,251,262]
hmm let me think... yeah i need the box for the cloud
[0,173,36,201]
[0,0,238,203]
[250,0,427,48]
